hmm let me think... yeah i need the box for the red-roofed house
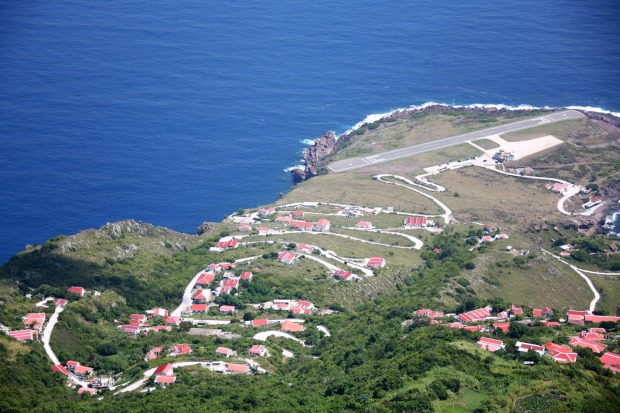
[600,351,620,366]
[154,325,172,332]
[367,256,386,268]
[509,304,523,316]
[289,220,314,231]
[164,316,180,325]
[532,307,554,318]
[334,269,353,280]
[239,224,252,232]
[193,289,210,302]
[226,363,250,374]
[281,320,304,333]
[457,307,491,323]
[416,309,431,316]
[221,278,240,294]
[219,305,236,314]
[153,363,174,376]
[240,271,253,281]
[151,308,169,318]
[216,347,237,358]
[275,215,292,223]
[447,322,464,329]
[579,331,607,341]
[584,314,620,324]
[155,375,176,386]
[552,352,578,363]
[191,304,208,312]
[278,251,298,264]
[196,272,215,286]
[315,219,331,232]
[9,329,37,342]
[216,238,239,249]
[171,343,191,356]
[130,314,147,324]
[569,337,607,353]
[477,337,505,352]
[54,299,68,308]
[258,227,271,235]
[73,365,94,379]
[481,236,493,243]
[258,207,275,216]
[464,325,483,332]
[251,318,269,327]
[493,322,510,333]
[121,325,141,335]
[543,321,561,328]
[146,346,164,361]
[78,387,96,395]
[544,342,573,354]
[296,243,315,253]
[292,211,304,217]
[52,364,70,375]
[250,345,269,357]
[515,342,545,356]
[295,300,314,310]
[68,286,85,297]
[404,216,427,228]
[355,221,373,229]
[551,182,571,194]
[23,313,46,331]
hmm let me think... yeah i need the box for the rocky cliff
[291,131,337,182]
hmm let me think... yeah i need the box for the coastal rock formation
[291,131,337,182]
[196,221,216,235]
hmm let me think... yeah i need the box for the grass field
[500,118,613,146]
[472,138,499,150]
[587,274,620,315]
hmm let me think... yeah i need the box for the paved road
[328,110,584,173]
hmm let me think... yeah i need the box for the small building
[314,219,331,232]
[240,271,253,281]
[296,243,315,253]
[146,346,164,361]
[215,238,239,250]
[278,251,298,264]
[509,304,523,316]
[153,363,174,377]
[73,365,94,379]
[68,286,85,297]
[226,363,250,374]
[334,269,353,280]
[170,343,191,356]
[569,337,607,353]
[257,207,275,216]
[196,272,215,286]
[155,375,176,387]
[54,298,68,308]
[193,289,210,303]
[238,224,252,232]
[281,320,304,333]
[355,221,373,229]
[216,347,237,358]
[191,304,208,312]
[219,305,236,314]
[367,256,386,268]
[515,342,545,356]
[477,337,505,352]
[151,308,169,318]
[251,318,269,327]
[78,387,96,396]
[249,344,269,357]
[9,329,36,342]
[493,322,510,333]
[258,227,271,235]
[404,216,427,228]
[120,325,141,335]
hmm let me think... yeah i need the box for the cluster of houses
[404,216,429,228]
[413,304,620,372]
[8,293,72,342]
[543,182,574,195]
[146,343,192,361]
[119,309,178,335]
[52,359,116,394]
[247,318,306,332]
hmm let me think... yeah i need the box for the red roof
[367,256,385,267]
[78,388,96,395]
[223,278,239,288]
[552,352,578,363]
[130,314,147,321]
[152,308,168,317]
[240,271,253,280]
[8,329,35,341]
[194,290,209,300]
[316,219,330,228]
[227,363,249,373]
[68,286,85,296]
[219,305,236,313]
[569,337,607,353]
[335,269,353,280]
[216,238,239,249]
[292,211,304,216]
[447,322,464,329]
[173,343,191,354]
[191,304,207,312]
[23,313,46,327]
[216,346,234,355]
[52,364,70,375]
[153,363,174,376]
[155,375,176,384]
[600,351,620,366]
[164,316,180,325]
[544,342,572,354]
[457,307,491,322]
[405,216,427,226]
[493,322,510,333]
[516,342,545,353]
[296,243,314,253]
[66,360,80,367]
[543,321,561,327]
[579,332,606,341]
[154,325,171,332]
[278,251,297,263]
[427,311,444,319]
[54,299,68,307]
[251,318,269,327]
[250,345,266,355]
[584,314,620,323]
[74,365,93,375]
[477,337,504,352]
[281,320,304,332]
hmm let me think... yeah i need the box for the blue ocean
[1,1,619,263]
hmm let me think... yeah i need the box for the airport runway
[328,110,583,173]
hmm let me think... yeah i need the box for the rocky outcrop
[196,221,216,235]
[291,131,337,182]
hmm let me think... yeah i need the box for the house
[314,219,331,232]
[193,289,210,302]
[146,346,164,361]
[216,238,239,250]
[427,311,444,319]
[68,286,85,297]
[551,182,571,194]
[281,320,304,333]
[164,316,180,325]
[579,331,607,341]
[9,329,36,342]
[584,314,620,324]
[496,233,509,240]
[239,224,252,232]
[73,365,94,379]
[216,347,237,358]
[544,342,573,354]
[601,352,620,374]
[552,352,578,363]
[292,211,304,218]
[295,300,314,310]
[171,343,192,356]
[493,322,511,333]
[292,307,312,315]
[78,387,97,395]
[417,309,431,316]
[221,278,240,294]
[275,215,292,223]
[130,314,147,324]
[456,307,491,323]
[52,364,70,375]
[151,308,169,318]
[509,304,523,316]
[258,227,271,235]
[543,321,561,328]
[23,313,46,331]
[251,318,269,327]
[464,325,483,332]
[154,325,172,332]
[447,322,464,329]
[196,272,215,286]
[532,307,554,318]
[334,269,353,280]
[120,325,141,335]
[569,337,607,353]
[191,304,208,312]
[249,344,268,357]
[54,298,68,308]
[481,236,493,243]
[559,251,571,257]
[610,244,618,252]
[226,363,250,374]
[567,310,587,324]
[404,216,427,228]
[153,363,174,377]
[240,271,253,281]
[355,221,373,229]
[209,263,224,272]
[515,342,545,356]
[257,207,275,216]
[582,196,602,210]
[367,256,386,268]
[219,305,236,314]
[485,225,497,233]
[588,327,607,334]
[155,375,176,386]
[278,251,298,264]
[289,220,314,231]
[296,243,315,253]
[477,337,505,352]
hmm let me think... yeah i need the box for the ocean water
[1,1,620,263]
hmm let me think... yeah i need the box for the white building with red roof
[78,387,96,395]
[196,272,215,286]
[249,344,268,357]
[477,337,505,352]
[404,216,427,228]
[240,271,253,281]
[215,237,239,250]
[278,251,298,264]
[509,304,523,316]
[334,269,354,280]
[226,363,250,374]
[251,318,269,327]
[315,219,331,232]
[193,289,210,303]
[146,346,164,361]
[68,286,85,297]
[170,343,191,356]
[600,351,620,373]
[219,305,236,313]
[52,364,70,375]
[569,337,607,353]
[238,224,252,232]
[23,313,46,331]
[515,342,545,356]
[120,325,141,335]
[289,220,314,231]
[155,375,176,386]
[281,320,304,333]
[9,329,36,342]
[191,303,208,312]
[258,227,271,235]
[296,243,315,253]
[355,221,373,229]
[150,308,169,318]
[153,363,174,376]
[216,347,237,357]
[257,207,275,216]
[55,298,68,308]
[367,256,386,268]
[456,307,492,323]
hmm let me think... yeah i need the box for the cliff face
[291,131,337,182]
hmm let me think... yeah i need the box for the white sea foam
[283,165,305,172]
[300,139,316,145]
[335,101,620,140]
